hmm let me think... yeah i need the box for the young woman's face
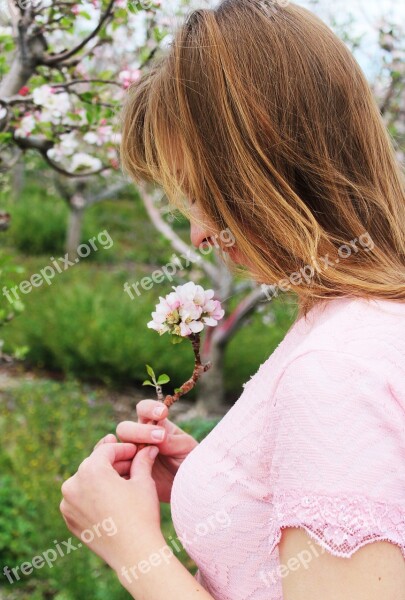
[170,150,243,262]
[187,198,244,264]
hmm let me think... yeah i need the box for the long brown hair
[119,0,405,318]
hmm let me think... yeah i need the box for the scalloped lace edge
[269,492,405,560]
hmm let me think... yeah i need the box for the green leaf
[142,380,155,387]
[145,364,156,381]
[170,335,184,345]
[157,374,170,385]
[174,387,182,393]
[0,132,12,144]
[80,91,94,103]
[66,111,83,122]
[153,26,167,43]
[60,16,72,28]
[127,2,140,14]
[115,7,128,19]
[13,346,29,360]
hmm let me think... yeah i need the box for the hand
[109,400,198,503]
[60,441,165,573]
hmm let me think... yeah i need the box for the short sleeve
[268,349,405,559]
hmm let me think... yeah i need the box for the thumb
[130,444,159,480]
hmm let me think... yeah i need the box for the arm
[279,527,405,600]
[60,441,215,600]
[113,537,215,600]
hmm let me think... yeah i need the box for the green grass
[0,379,130,599]
[0,378,220,599]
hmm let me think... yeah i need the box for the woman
[60,1,405,598]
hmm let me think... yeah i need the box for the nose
[190,221,212,250]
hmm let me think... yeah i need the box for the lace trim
[270,491,405,559]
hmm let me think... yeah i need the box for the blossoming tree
[0,0,194,255]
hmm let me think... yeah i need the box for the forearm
[114,533,215,600]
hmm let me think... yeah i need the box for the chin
[230,247,256,270]
[227,246,244,264]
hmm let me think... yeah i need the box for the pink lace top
[170,296,405,600]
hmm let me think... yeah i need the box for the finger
[92,442,137,467]
[116,421,167,445]
[113,460,132,476]
[136,400,168,424]
[129,445,159,479]
[93,433,117,451]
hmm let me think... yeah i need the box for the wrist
[113,531,168,587]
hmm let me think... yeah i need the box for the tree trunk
[195,340,226,417]
[11,160,25,201]
[66,206,85,261]
[0,30,47,98]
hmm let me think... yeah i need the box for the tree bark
[66,205,85,261]
[0,26,47,98]
[11,160,25,201]
[195,338,226,417]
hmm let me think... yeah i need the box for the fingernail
[149,446,159,459]
[151,429,165,441]
[153,406,165,417]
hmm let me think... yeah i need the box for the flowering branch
[164,332,212,408]
[137,282,224,449]
[41,0,116,65]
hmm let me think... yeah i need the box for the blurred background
[0,0,404,597]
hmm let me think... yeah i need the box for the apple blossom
[14,114,36,138]
[147,282,224,338]
[71,152,103,172]
[32,85,71,124]
[83,124,117,146]
[47,132,80,161]
[118,68,142,89]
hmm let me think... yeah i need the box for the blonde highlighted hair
[119,0,405,318]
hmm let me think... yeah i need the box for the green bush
[2,178,180,264]
[1,261,198,389]
[1,260,295,398]
[7,185,70,256]
[180,417,221,442]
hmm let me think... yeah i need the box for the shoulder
[294,296,405,360]
[270,342,405,488]
[263,298,405,581]
[277,297,405,393]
